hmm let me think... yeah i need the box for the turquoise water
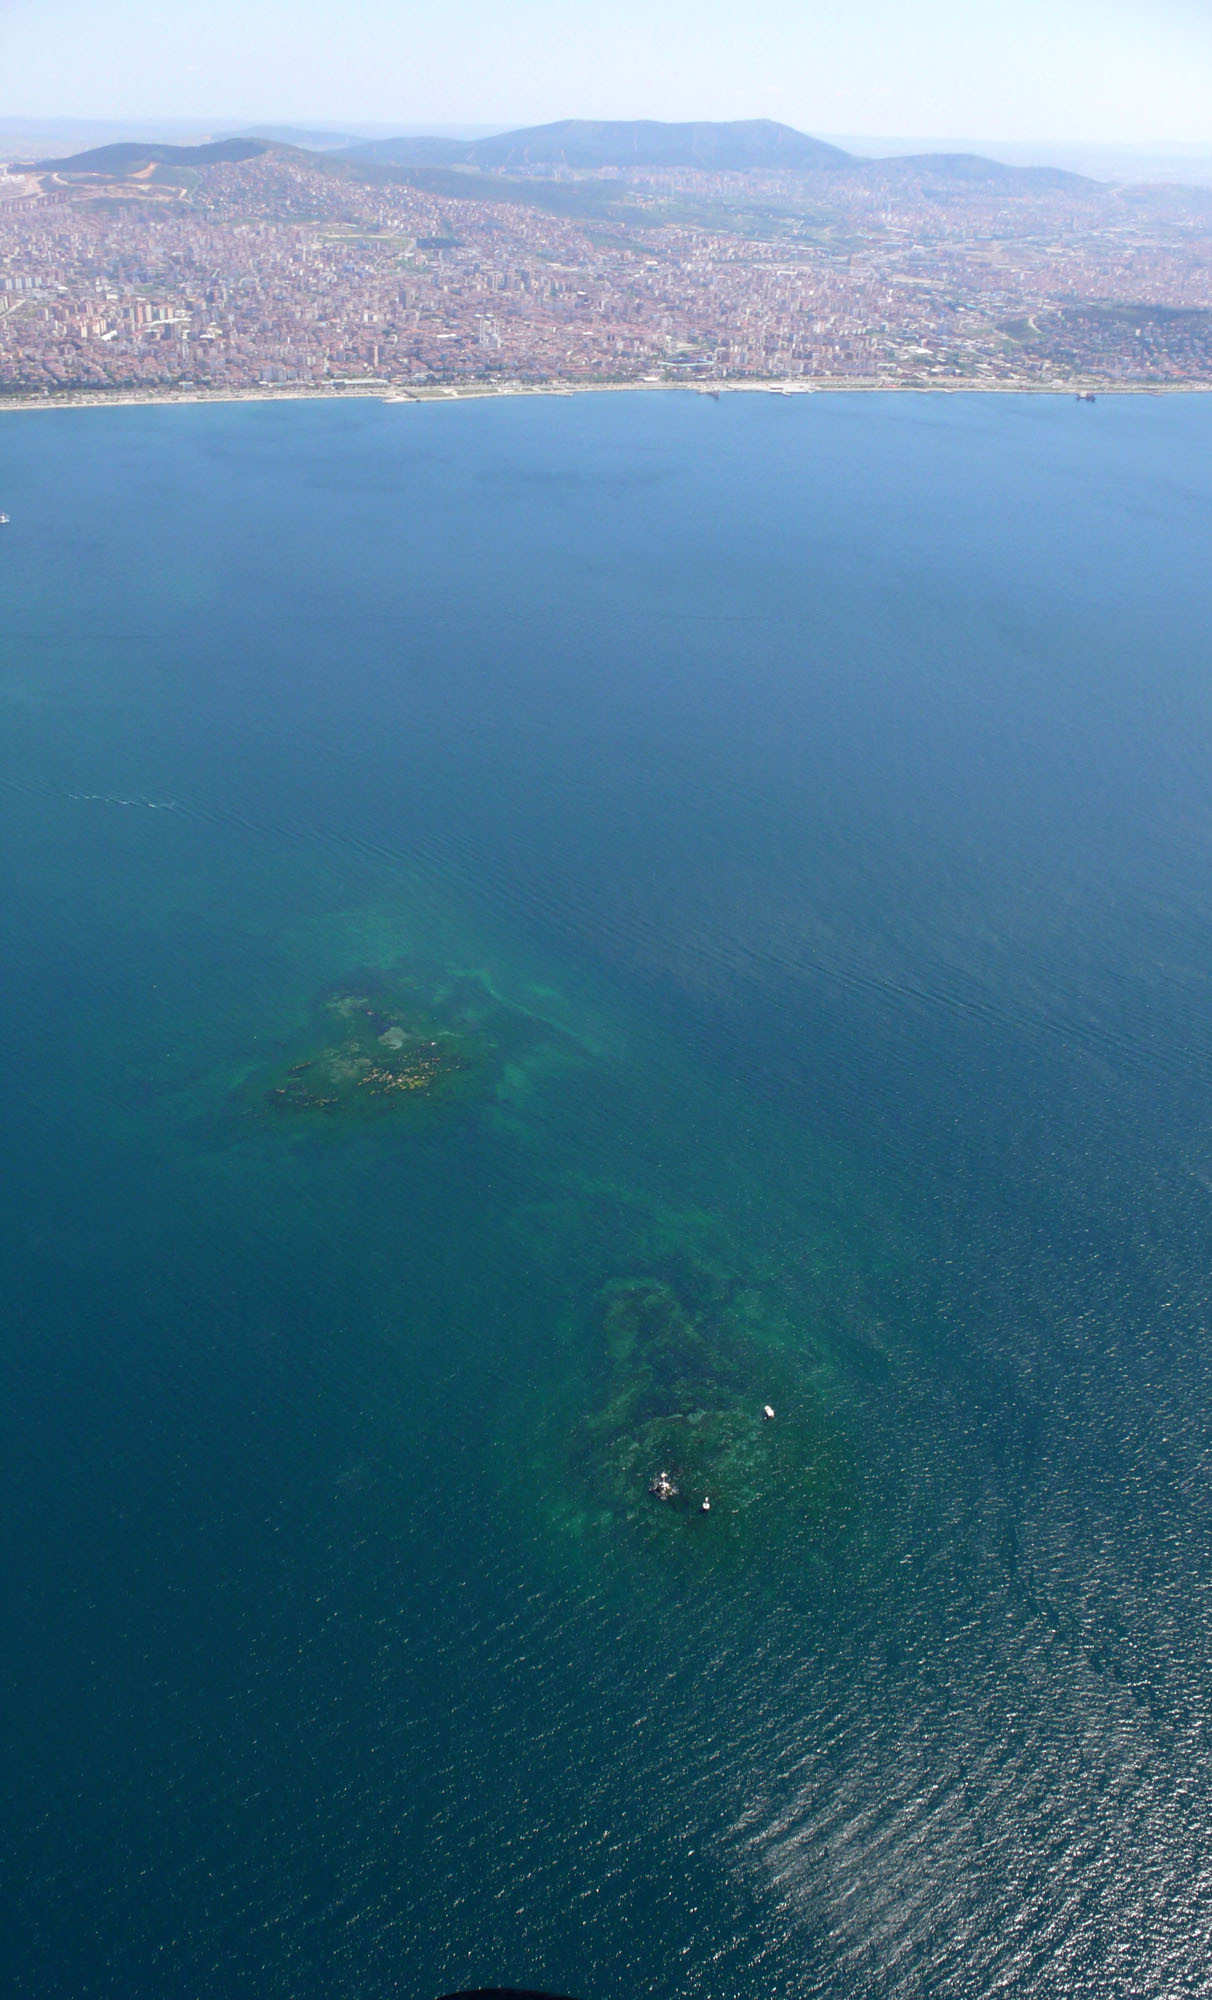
[5,391,1212,1997]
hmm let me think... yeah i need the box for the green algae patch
[557,1268,855,1574]
[254,971,494,1128]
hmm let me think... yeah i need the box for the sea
[4,389,1212,2000]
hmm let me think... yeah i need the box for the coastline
[1,375,1209,415]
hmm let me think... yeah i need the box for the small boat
[649,1470,678,1503]
[0,512,9,525]
[701,1496,711,1513]
[763,1404,776,1422]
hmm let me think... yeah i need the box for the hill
[874,151,1092,191]
[342,118,854,173]
[224,125,369,152]
[33,138,269,173]
[344,134,475,168]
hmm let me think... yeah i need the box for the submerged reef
[256,970,495,1125]
[564,1267,852,1567]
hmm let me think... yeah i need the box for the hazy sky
[3,0,1211,142]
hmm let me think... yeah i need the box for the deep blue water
[5,390,1212,1999]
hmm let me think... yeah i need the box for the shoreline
[1,375,1210,415]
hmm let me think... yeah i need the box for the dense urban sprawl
[1,145,1211,397]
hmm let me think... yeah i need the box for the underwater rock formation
[569,1271,849,1558]
[259,974,488,1123]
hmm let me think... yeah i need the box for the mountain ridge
[24,120,1094,193]
[341,117,853,173]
